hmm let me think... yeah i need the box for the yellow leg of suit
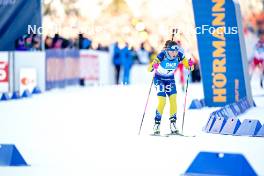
[157,94,177,117]
[157,96,166,115]
[169,94,177,117]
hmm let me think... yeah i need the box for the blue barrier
[256,125,264,137]
[223,106,235,118]
[1,93,10,101]
[189,99,206,109]
[200,99,205,107]
[22,89,31,98]
[221,118,241,135]
[203,97,260,137]
[0,144,28,166]
[210,117,227,134]
[32,87,41,94]
[185,152,257,176]
[189,99,202,109]
[11,91,20,99]
[204,116,217,133]
[235,119,262,136]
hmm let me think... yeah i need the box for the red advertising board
[0,52,9,92]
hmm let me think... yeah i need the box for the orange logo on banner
[21,77,34,86]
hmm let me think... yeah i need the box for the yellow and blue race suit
[148,49,192,122]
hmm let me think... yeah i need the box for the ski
[165,132,196,137]
[149,133,196,137]
[149,134,170,137]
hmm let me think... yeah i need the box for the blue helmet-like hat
[166,43,179,51]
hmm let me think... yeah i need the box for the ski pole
[181,68,191,133]
[138,76,154,135]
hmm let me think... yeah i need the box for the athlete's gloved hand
[153,63,159,70]
[188,59,194,71]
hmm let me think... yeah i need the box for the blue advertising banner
[192,0,252,107]
[0,0,42,51]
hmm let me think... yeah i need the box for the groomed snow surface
[0,73,264,176]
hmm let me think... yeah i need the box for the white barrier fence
[80,50,115,86]
[2,49,147,96]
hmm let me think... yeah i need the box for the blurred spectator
[249,12,264,88]
[15,37,27,51]
[121,43,134,85]
[96,43,109,51]
[112,42,121,84]
[191,57,201,83]
[96,43,104,51]
[15,34,42,51]
[52,34,63,48]
[130,46,139,64]
[45,36,53,49]
[24,35,33,49]
[137,42,150,64]
[32,34,41,50]
[78,33,92,49]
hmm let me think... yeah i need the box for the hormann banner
[192,0,253,107]
[0,0,42,51]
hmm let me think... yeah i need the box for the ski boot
[169,116,179,134]
[153,120,161,135]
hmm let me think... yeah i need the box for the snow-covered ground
[0,73,264,176]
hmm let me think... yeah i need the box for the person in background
[45,36,53,49]
[253,30,264,88]
[96,43,103,51]
[24,35,33,49]
[121,43,134,85]
[52,34,63,49]
[174,40,185,91]
[112,42,121,84]
[32,35,41,50]
[78,33,92,49]
[15,37,27,51]
[137,42,150,64]
[249,14,264,88]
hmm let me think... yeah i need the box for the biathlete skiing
[148,38,194,135]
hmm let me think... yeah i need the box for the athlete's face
[168,50,178,58]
